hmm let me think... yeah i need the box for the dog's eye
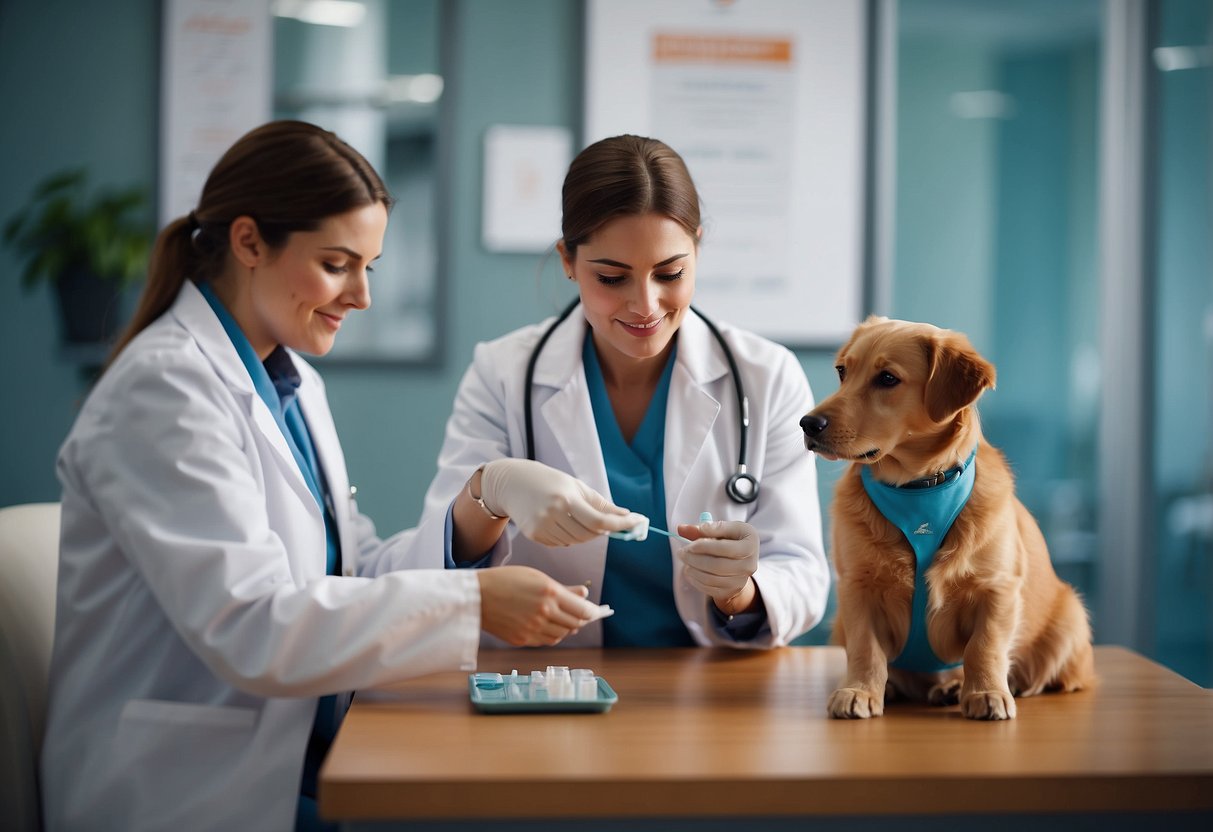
[835,365,846,381]
[875,371,900,388]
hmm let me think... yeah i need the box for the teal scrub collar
[860,448,978,672]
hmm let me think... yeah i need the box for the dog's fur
[802,317,1093,720]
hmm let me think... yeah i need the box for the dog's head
[800,316,995,473]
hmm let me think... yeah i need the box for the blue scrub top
[583,333,695,647]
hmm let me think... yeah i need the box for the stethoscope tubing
[522,299,758,504]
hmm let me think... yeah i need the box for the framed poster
[272,0,445,364]
[161,0,446,364]
[584,0,869,347]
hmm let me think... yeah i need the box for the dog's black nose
[800,414,828,436]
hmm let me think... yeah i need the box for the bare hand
[476,565,599,646]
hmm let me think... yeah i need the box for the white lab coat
[41,281,480,832]
[403,308,829,648]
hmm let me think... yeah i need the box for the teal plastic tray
[468,673,618,714]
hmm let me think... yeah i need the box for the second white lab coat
[403,308,829,647]
[41,281,481,832]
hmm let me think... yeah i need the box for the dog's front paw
[928,678,962,706]
[828,687,885,719]
[960,689,1017,720]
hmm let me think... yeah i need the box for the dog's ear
[924,330,997,422]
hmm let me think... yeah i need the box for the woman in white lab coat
[40,121,604,832]
[404,135,830,648]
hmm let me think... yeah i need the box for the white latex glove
[674,520,760,612]
[479,458,645,546]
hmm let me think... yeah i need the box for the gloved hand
[674,520,760,614]
[477,566,601,646]
[479,458,645,546]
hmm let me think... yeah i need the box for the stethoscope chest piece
[725,470,759,504]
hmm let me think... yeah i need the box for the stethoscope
[523,298,760,504]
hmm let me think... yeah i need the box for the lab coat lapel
[664,312,728,521]
[171,283,322,526]
[531,313,611,499]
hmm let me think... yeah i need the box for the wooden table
[320,646,1213,824]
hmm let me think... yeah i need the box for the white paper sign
[585,0,868,346]
[482,124,572,253]
[160,0,273,226]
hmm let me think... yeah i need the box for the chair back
[0,502,61,832]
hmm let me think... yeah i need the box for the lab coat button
[349,485,357,497]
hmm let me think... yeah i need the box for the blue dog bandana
[860,448,977,672]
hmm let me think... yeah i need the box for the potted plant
[3,169,152,344]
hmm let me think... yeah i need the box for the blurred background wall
[1,0,1209,681]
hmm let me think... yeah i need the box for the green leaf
[33,169,85,200]
[2,168,152,290]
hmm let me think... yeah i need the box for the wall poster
[160,0,272,227]
[585,0,868,346]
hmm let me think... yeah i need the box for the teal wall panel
[0,0,159,507]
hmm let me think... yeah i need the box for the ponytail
[104,216,196,368]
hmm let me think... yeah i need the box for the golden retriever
[801,316,1093,720]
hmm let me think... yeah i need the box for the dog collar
[895,451,975,489]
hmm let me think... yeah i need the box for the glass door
[1150,0,1212,685]
[893,0,1104,617]
[892,0,1213,685]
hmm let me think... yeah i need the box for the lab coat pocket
[111,699,259,827]
[118,698,258,731]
